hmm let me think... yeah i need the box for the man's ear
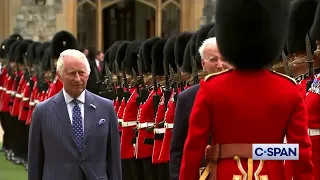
[201,59,205,70]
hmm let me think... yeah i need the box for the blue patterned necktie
[72,99,83,151]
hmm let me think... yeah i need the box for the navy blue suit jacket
[28,90,121,180]
[169,84,200,180]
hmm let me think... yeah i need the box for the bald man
[169,37,232,180]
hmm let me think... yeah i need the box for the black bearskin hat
[0,39,8,59]
[42,46,52,71]
[207,27,215,38]
[116,42,130,71]
[9,33,23,41]
[36,42,51,64]
[174,32,192,67]
[152,38,167,76]
[287,0,318,54]
[310,0,320,47]
[8,40,21,62]
[163,36,177,73]
[216,0,291,69]
[15,40,33,65]
[141,37,161,72]
[195,23,215,62]
[27,42,41,66]
[51,31,77,60]
[182,40,192,73]
[124,41,142,75]
[108,41,123,71]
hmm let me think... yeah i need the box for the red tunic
[0,75,14,112]
[46,76,63,99]
[180,69,313,180]
[135,90,159,159]
[298,77,311,99]
[0,74,9,110]
[11,75,26,118]
[26,80,38,125]
[121,88,138,159]
[305,74,320,180]
[0,68,8,99]
[159,91,178,163]
[152,92,166,164]
[19,76,36,121]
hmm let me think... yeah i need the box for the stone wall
[200,0,216,27]
[13,0,62,41]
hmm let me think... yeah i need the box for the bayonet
[176,62,183,91]
[114,60,122,86]
[169,64,178,92]
[164,59,170,89]
[191,55,199,85]
[281,51,292,77]
[306,34,315,90]
[121,61,129,90]
[137,57,146,88]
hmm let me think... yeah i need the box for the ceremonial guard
[121,41,144,180]
[286,0,318,98]
[306,3,320,179]
[12,40,33,166]
[46,31,78,99]
[0,35,22,160]
[0,39,9,152]
[180,0,313,180]
[157,36,178,173]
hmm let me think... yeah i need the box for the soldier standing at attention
[180,0,313,180]
[170,36,231,180]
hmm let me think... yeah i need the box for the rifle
[121,61,130,102]
[176,61,184,92]
[132,68,141,107]
[281,51,293,77]
[191,55,199,85]
[306,34,315,90]
[169,64,179,102]
[98,62,114,100]
[137,56,148,104]
[114,60,124,104]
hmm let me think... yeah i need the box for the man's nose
[216,60,224,68]
[74,73,81,81]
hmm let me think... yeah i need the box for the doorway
[102,1,156,51]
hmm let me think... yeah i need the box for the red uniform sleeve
[286,87,313,180]
[180,81,211,180]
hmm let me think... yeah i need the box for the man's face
[59,56,89,98]
[96,53,104,61]
[201,45,231,74]
[83,49,89,57]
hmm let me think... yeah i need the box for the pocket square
[98,119,106,126]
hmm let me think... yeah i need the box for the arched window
[77,0,97,51]
[161,0,180,37]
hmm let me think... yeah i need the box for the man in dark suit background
[86,50,104,94]
[28,49,121,180]
[169,37,232,180]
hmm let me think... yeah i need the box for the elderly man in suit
[28,49,121,180]
[169,37,232,180]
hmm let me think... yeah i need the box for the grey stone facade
[200,0,217,27]
[13,0,62,41]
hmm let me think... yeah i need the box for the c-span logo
[252,144,299,160]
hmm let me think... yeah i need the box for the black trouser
[122,158,145,180]
[154,163,170,180]
[141,157,158,180]
[1,112,12,150]
[11,117,27,158]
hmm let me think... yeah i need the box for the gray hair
[198,37,217,59]
[56,49,91,76]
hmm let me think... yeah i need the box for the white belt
[10,91,15,96]
[3,87,6,91]
[0,86,3,90]
[29,102,35,106]
[22,97,30,101]
[154,128,165,134]
[309,128,320,136]
[164,122,174,129]
[118,119,123,123]
[15,93,22,98]
[34,100,40,104]
[121,121,137,127]
[6,90,12,94]
[137,122,154,129]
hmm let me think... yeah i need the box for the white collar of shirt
[63,88,85,104]
[95,59,100,67]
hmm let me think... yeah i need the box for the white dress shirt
[95,59,100,69]
[63,88,85,132]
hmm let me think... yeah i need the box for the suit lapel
[52,91,78,149]
[83,90,96,145]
